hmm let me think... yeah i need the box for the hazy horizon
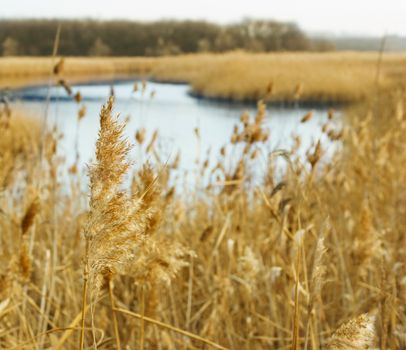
[2,0,406,37]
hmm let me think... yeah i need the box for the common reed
[2,52,406,104]
[81,97,189,349]
[0,76,405,349]
[326,312,376,349]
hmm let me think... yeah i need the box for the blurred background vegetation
[0,19,336,56]
[3,19,405,57]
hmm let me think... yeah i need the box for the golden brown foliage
[0,85,405,349]
[2,52,406,103]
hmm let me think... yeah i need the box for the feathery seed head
[326,312,376,349]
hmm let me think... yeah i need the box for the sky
[2,0,406,36]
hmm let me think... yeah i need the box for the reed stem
[79,264,88,350]
[139,284,145,350]
[108,279,121,350]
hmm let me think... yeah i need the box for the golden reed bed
[1,52,406,103]
[0,53,406,349]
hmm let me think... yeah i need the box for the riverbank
[1,52,406,105]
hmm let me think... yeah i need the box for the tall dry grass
[2,52,406,103]
[0,74,405,350]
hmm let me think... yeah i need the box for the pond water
[10,80,339,183]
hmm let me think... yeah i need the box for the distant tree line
[0,19,335,56]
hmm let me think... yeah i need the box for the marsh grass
[2,52,406,104]
[0,72,405,349]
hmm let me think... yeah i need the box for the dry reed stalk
[55,304,90,349]
[139,284,145,350]
[40,24,62,162]
[79,248,88,350]
[304,236,327,350]
[291,242,302,350]
[115,307,229,350]
[38,249,51,348]
[108,279,121,350]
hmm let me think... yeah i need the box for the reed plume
[326,312,376,349]
[84,95,189,291]
[80,96,190,349]
[21,196,40,235]
[84,96,134,289]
